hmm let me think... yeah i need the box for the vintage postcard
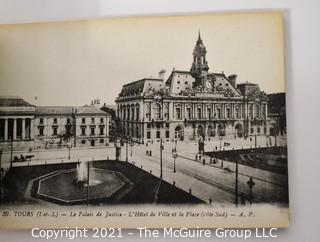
[0,12,289,229]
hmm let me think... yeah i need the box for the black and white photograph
[0,12,289,228]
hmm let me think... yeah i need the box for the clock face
[205,81,212,89]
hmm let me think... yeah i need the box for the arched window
[255,104,260,118]
[153,103,161,120]
[249,105,253,119]
[136,104,140,120]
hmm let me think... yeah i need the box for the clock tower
[190,31,214,92]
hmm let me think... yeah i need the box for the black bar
[87,161,90,206]
[235,159,239,206]
[160,138,163,179]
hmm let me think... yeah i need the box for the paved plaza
[0,135,287,205]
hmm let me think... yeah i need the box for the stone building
[116,33,271,143]
[0,97,111,150]
[75,105,110,147]
[0,96,35,150]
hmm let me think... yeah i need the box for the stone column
[13,118,17,140]
[22,118,26,139]
[30,119,34,139]
[4,118,8,141]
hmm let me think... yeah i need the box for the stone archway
[175,125,184,141]
[207,125,215,137]
[197,125,205,138]
[217,123,225,136]
[235,123,243,137]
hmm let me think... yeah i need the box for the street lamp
[68,143,72,160]
[86,161,90,206]
[130,137,133,157]
[125,136,128,162]
[235,159,239,206]
[160,138,164,179]
[10,138,13,168]
[219,135,223,150]
[172,151,177,173]
[247,177,256,205]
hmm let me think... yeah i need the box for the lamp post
[172,151,177,173]
[160,138,164,179]
[130,137,133,157]
[68,144,72,160]
[126,136,128,163]
[10,138,13,168]
[219,135,223,150]
[86,161,90,206]
[254,134,257,149]
[247,177,256,205]
[235,159,239,206]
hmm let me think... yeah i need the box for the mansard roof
[77,105,109,116]
[117,78,165,99]
[237,82,268,101]
[165,70,242,98]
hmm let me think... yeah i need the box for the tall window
[255,105,260,118]
[91,127,95,135]
[207,108,212,119]
[165,130,170,138]
[53,127,58,135]
[39,127,44,136]
[186,107,192,119]
[226,108,231,119]
[81,127,86,136]
[100,127,104,135]
[197,108,202,119]
[39,118,44,124]
[156,131,161,139]
[100,117,104,123]
[82,118,86,124]
[175,107,181,119]
[217,107,222,119]
[136,106,139,120]
[153,104,161,119]
[53,118,57,124]
[249,105,253,119]
[131,107,135,120]
[235,107,240,119]
[91,117,95,123]
[262,104,266,117]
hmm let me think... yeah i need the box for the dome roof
[193,31,207,54]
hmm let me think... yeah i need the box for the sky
[0,12,285,106]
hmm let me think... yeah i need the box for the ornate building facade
[0,97,111,150]
[116,33,271,143]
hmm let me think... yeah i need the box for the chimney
[228,74,237,88]
[158,69,166,80]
